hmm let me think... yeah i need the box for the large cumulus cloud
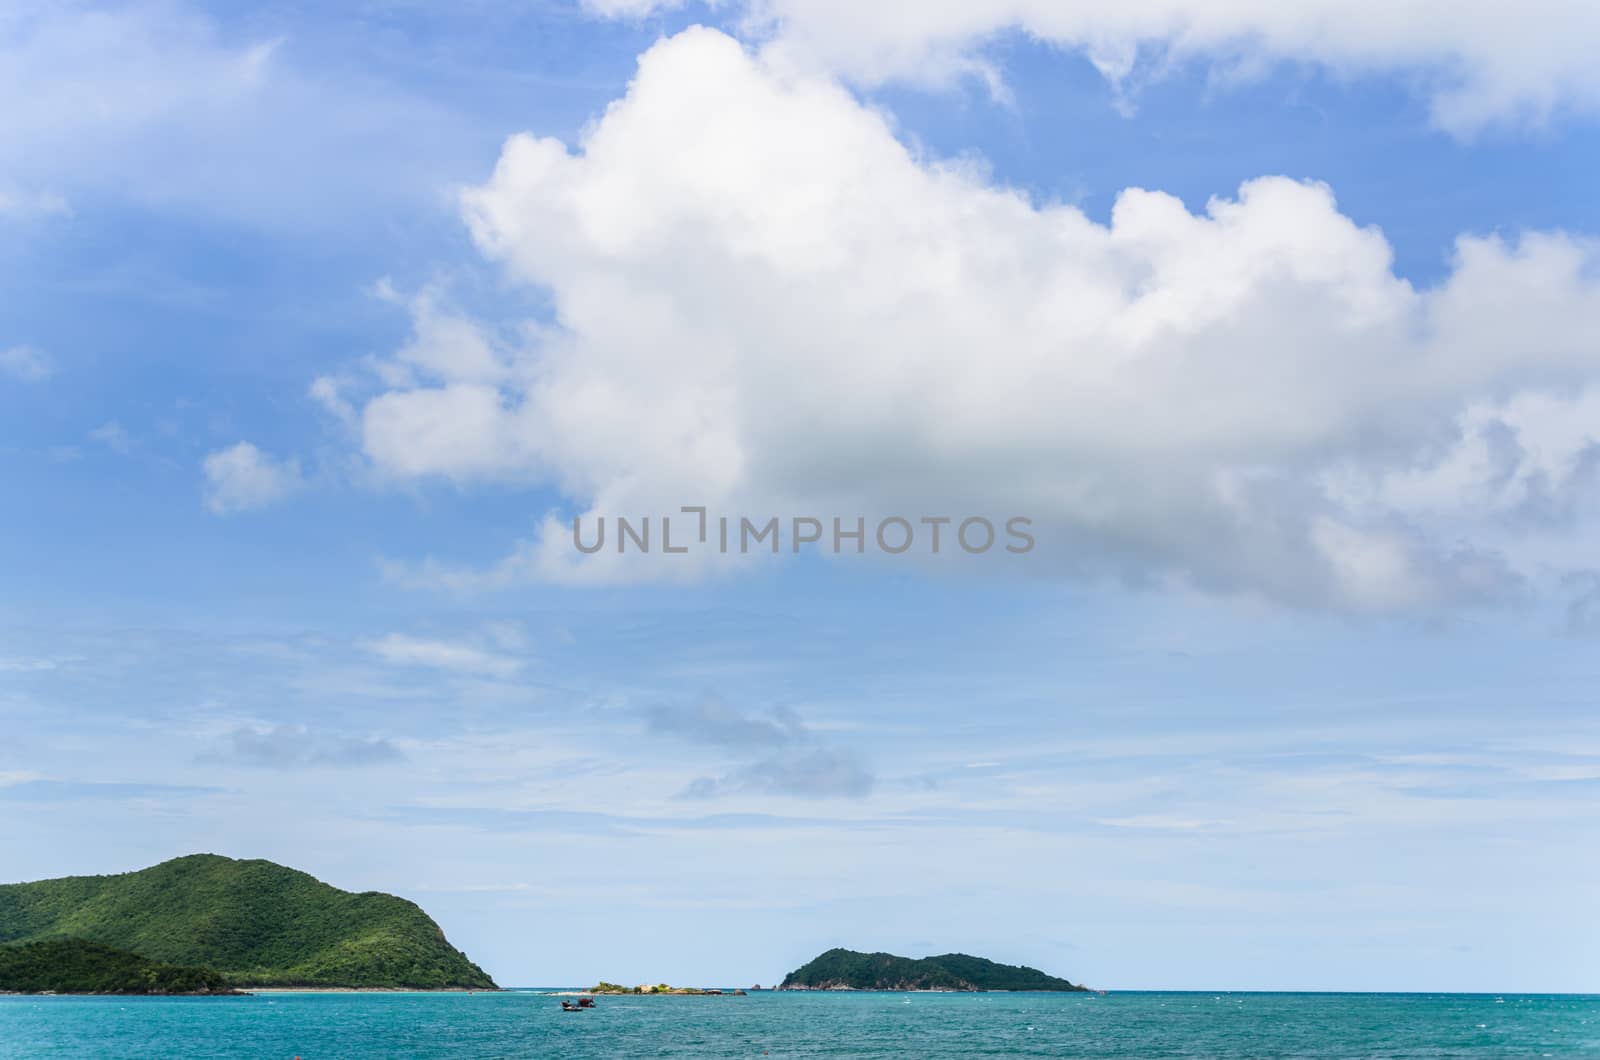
[331,28,1600,611]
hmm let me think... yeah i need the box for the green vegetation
[779,948,1087,992]
[0,854,496,989]
[0,937,240,995]
[589,981,745,995]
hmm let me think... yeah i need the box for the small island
[779,948,1088,992]
[590,981,746,995]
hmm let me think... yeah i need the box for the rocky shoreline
[590,983,748,996]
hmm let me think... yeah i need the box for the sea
[1,990,1597,1058]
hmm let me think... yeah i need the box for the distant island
[591,981,746,995]
[779,948,1088,992]
[0,854,496,993]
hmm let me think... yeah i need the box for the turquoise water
[2,991,1597,1058]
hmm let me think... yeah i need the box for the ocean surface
[2,990,1597,1058]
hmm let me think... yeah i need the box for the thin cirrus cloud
[214,724,405,769]
[0,779,221,802]
[362,632,524,679]
[681,747,876,800]
[582,0,1600,133]
[0,1,504,231]
[0,656,59,673]
[332,28,1600,613]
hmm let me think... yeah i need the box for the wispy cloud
[0,780,221,802]
[647,697,807,749]
[0,187,70,219]
[0,656,58,673]
[364,633,523,679]
[88,420,133,454]
[211,724,404,769]
[0,1,499,232]
[684,747,875,800]
[0,345,52,382]
[650,696,875,799]
[385,805,851,836]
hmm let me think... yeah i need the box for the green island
[590,981,746,995]
[0,854,496,992]
[0,937,242,995]
[779,948,1088,992]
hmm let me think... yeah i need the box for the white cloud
[363,633,524,679]
[0,657,57,673]
[581,0,686,16]
[1370,390,1600,527]
[0,186,70,219]
[201,441,302,514]
[1322,387,1600,581]
[585,0,1600,133]
[88,420,133,454]
[338,29,1600,611]
[0,345,52,381]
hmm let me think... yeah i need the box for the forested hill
[0,854,496,989]
[780,948,1086,992]
[0,937,241,995]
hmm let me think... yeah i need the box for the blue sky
[4,0,1600,991]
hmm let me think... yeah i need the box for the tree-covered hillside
[0,937,240,995]
[0,854,496,989]
[780,948,1086,991]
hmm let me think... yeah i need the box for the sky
[3,0,1600,992]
